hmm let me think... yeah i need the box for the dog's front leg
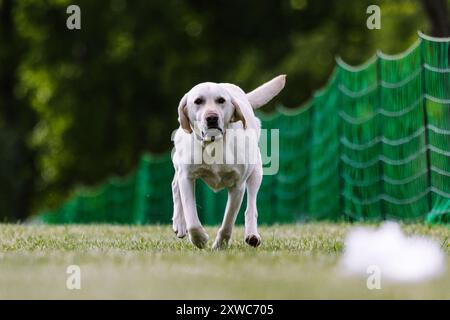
[172,175,187,238]
[178,174,209,248]
[212,186,245,249]
[244,168,262,247]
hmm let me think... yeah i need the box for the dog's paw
[188,227,209,249]
[172,217,187,238]
[173,224,187,238]
[212,235,231,250]
[245,233,261,247]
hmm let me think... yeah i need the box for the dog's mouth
[201,127,223,142]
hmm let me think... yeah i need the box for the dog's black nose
[206,115,219,127]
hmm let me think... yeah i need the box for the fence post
[420,38,433,216]
[336,66,346,221]
[375,54,386,220]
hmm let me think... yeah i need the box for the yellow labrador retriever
[171,75,286,249]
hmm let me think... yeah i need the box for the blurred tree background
[0,0,448,221]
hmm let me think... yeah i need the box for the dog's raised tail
[246,74,286,109]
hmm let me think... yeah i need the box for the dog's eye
[216,97,225,104]
[194,98,204,105]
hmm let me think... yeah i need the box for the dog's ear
[221,84,255,129]
[246,74,286,109]
[177,94,192,133]
[231,97,247,129]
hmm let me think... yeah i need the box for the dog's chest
[191,165,243,191]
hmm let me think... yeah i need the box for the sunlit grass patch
[0,223,448,299]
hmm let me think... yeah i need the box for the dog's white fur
[172,75,286,249]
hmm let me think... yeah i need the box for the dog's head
[177,75,286,141]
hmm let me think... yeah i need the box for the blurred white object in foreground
[340,222,445,282]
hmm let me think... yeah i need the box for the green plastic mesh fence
[38,32,449,225]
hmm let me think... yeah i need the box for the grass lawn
[0,223,449,299]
